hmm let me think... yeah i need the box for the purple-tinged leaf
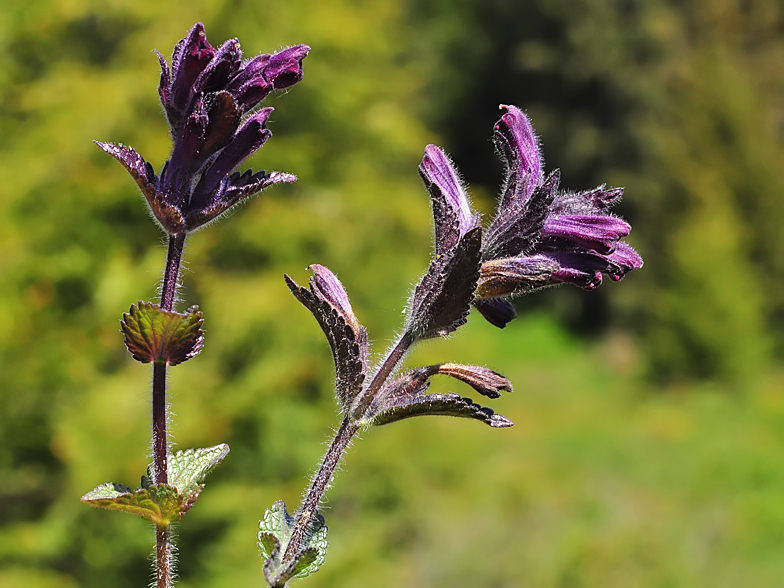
[368,391,513,428]
[95,141,186,234]
[472,297,518,329]
[81,483,184,527]
[552,185,624,215]
[285,266,368,411]
[185,170,297,231]
[405,227,482,340]
[419,145,479,254]
[483,170,559,260]
[121,302,204,366]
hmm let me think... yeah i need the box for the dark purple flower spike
[98,23,309,234]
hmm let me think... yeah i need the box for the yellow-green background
[2,1,784,586]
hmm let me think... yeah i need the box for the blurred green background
[2,0,784,586]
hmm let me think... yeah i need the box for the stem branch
[351,331,414,419]
[283,419,359,562]
[283,332,416,565]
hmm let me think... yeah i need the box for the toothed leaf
[285,266,368,411]
[81,483,184,526]
[405,227,482,340]
[167,444,229,513]
[258,500,328,586]
[368,392,513,428]
[121,302,204,365]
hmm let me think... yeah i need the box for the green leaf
[168,444,230,513]
[258,501,328,587]
[81,483,184,526]
[121,301,204,366]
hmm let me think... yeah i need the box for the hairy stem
[153,232,186,588]
[283,418,359,563]
[351,331,414,419]
[156,526,173,588]
[152,362,168,485]
[283,332,416,565]
[161,232,186,312]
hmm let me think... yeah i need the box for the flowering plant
[82,23,640,588]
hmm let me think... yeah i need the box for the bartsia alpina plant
[81,23,308,588]
[82,21,642,588]
[257,104,642,586]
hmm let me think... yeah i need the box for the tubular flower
[419,105,642,329]
[96,23,309,234]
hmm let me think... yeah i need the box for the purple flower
[97,23,309,234]
[422,105,643,329]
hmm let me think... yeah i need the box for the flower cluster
[97,23,309,234]
[417,105,643,329]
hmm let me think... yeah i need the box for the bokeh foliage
[1,0,783,587]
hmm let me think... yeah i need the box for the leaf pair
[81,444,230,527]
[258,501,328,587]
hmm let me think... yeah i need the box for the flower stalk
[152,233,186,588]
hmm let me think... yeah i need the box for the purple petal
[309,264,360,332]
[194,38,243,95]
[191,107,274,205]
[605,242,643,281]
[472,298,517,329]
[494,105,543,209]
[169,23,215,118]
[419,145,478,254]
[545,251,610,290]
[264,45,310,89]
[541,215,631,255]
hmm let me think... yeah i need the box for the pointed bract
[405,226,482,340]
[285,266,368,411]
